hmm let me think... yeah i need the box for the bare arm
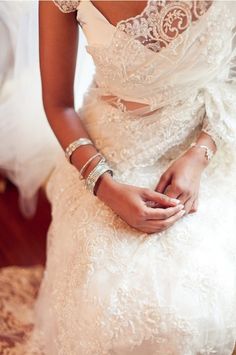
[39,0,113,194]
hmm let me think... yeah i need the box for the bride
[31,0,236,354]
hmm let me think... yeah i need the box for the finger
[163,184,172,195]
[175,192,190,205]
[161,208,186,227]
[155,173,171,194]
[142,208,186,233]
[189,197,198,214]
[144,203,184,220]
[142,189,181,207]
[184,196,195,215]
[164,184,182,200]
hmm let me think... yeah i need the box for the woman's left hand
[155,148,208,215]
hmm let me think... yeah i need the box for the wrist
[185,147,209,170]
[95,172,117,203]
[199,130,217,153]
[82,156,102,179]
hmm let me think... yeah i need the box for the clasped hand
[97,148,207,234]
[155,148,207,215]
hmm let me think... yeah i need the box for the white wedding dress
[30,1,236,354]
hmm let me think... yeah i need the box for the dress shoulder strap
[52,0,80,13]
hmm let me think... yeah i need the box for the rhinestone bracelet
[65,138,93,163]
[79,152,103,179]
[190,143,214,161]
[85,158,113,195]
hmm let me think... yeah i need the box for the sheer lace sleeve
[201,77,236,149]
[52,0,80,13]
[200,5,236,149]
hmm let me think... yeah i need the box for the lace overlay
[84,0,236,151]
[32,1,236,354]
[52,0,80,13]
[117,0,213,53]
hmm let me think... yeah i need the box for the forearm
[39,1,114,198]
[196,131,217,154]
[46,107,99,175]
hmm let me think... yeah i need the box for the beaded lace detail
[52,0,236,152]
[53,0,80,13]
[53,1,213,52]
[84,0,236,152]
[117,0,213,53]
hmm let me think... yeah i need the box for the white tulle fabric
[0,2,60,216]
[29,1,236,354]
[0,1,94,216]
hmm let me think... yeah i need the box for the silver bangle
[190,143,214,161]
[85,158,113,195]
[79,152,103,179]
[65,138,93,163]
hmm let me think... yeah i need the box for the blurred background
[0,3,95,350]
[0,0,94,268]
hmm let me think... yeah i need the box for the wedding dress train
[30,1,236,354]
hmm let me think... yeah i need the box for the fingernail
[180,210,186,216]
[171,198,181,204]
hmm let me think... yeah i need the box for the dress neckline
[84,0,217,56]
[85,0,151,29]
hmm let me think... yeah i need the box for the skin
[39,0,217,235]
[155,131,216,215]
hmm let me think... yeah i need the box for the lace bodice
[115,1,213,53]
[52,0,236,150]
[53,0,213,53]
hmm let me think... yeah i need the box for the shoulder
[52,0,80,13]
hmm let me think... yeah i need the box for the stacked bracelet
[79,152,103,179]
[65,138,114,195]
[85,158,113,195]
[65,138,93,163]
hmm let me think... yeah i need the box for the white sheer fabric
[29,1,236,354]
[0,1,60,216]
[0,1,94,216]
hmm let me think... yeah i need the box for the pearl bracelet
[65,138,93,163]
[190,143,214,161]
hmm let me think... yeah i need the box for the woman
[31,0,236,354]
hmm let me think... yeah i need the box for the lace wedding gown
[30,1,236,354]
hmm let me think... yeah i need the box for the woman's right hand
[96,174,185,234]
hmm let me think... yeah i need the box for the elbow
[41,93,75,123]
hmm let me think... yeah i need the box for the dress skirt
[30,89,236,355]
